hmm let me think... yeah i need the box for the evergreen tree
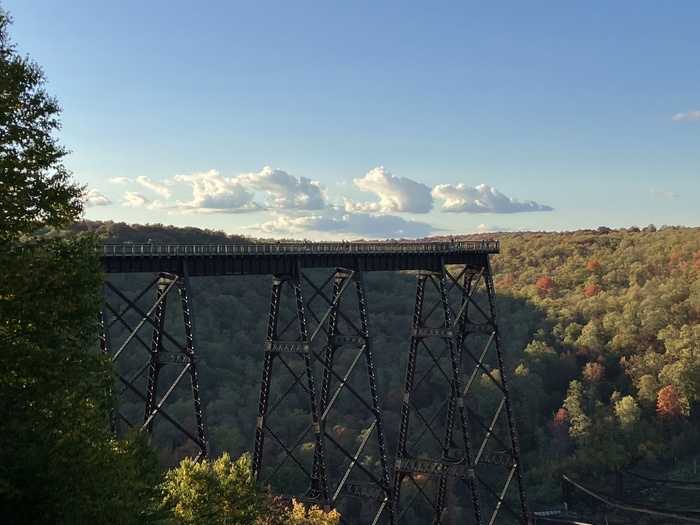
[0,8,162,523]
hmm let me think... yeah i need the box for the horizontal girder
[100,242,497,275]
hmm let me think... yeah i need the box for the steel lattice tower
[100,262,207,460]
[252,263,395,525]
[393,261,529,524]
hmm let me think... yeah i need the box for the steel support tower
[100,261,207,460]
[100,240,527,525]
[393,261,529,524]
[252,263,394,525]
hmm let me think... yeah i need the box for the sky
[5,1,699,240]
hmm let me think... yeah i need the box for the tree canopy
[0,9,83,243]
[0,10,162,523]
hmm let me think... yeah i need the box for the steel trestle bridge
[99,240,530,525]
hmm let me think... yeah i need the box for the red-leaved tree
[657,385,682,421]
[536,276,557,296]
[552,408,569,443]
[585,259,602,274]
[584,282,601,298]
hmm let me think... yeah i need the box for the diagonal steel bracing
[99,263,208,461]
[394,260,529,525]
[447,261,530,525]
[311,268,395,525]
[253,262,395,524]
[253,265,329,505]
[394,265,481,525]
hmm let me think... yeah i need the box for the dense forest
[82,220,700,510]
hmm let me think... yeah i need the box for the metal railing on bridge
[100,240,499,257]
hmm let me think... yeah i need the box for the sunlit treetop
[0,8,83,242]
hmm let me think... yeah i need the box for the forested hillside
[85,221,700,508]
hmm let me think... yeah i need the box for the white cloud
[234,166,325,210]
[476,223,510,232]
[431,183,553,214]
[672,111,700,122]
[164,170,258,214]
[84,189,111,207]
[116,168,324,215]
[109,177,133,184]
[344,167,433,214]
[122,191,150,207]
[252,207,434,239]
[651,189,677,198]
[136,176,173,199]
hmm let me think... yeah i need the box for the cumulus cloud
[136,176,173,198]
[672,111,700,122]
[84,189,111,207]
[110,167,324,215]
[109,177,133,184]
[252,208,434,239]
[122,191,150,207]
[431,183,552,214]
[162,170,258,214]
[234,166,325,210]
[344,167,433,214]
[651,189,677,198]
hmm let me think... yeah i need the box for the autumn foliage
[656,385,682,420]
[535,275,557,296]
[58,221,700,512]
[585,259,602,274]
[584,282,601,297]
[582,362,605,383]
[552,408,569,443]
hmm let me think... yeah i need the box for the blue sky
[5,1,699,239]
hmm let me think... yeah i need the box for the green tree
[523,340,557,364]
[256,495,340,525]
[285,500,341,525]
[0,238,163,524]
[636,374,660,408]
[0,9,162,524]
[0,10,83,242]
[562,380,591,443]
[614,395,641,430]
[162,453,267,525]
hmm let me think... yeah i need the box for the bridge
[100,240,499,275]
[99,240,529,525]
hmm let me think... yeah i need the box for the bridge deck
[101,240,499,276]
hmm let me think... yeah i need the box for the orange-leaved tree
[536,276,557,296]
[656,385,682,421]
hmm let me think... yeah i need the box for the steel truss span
[99,242,530,525]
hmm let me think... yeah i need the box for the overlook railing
[101,240,499,257]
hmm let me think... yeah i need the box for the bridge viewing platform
[100,240,499,276]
